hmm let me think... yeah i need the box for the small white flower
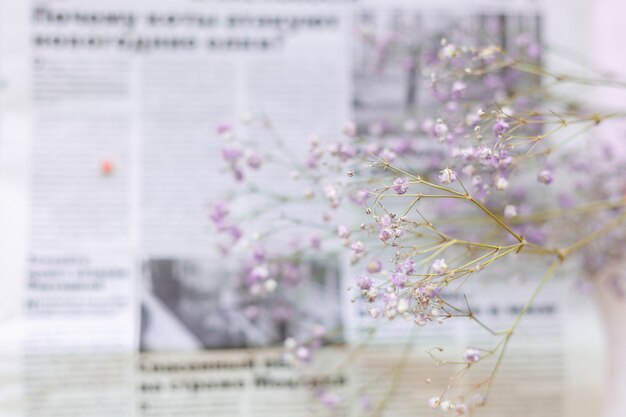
[495,177,509,191]
[366,287,379,302]
[504,204,518,219]
[337,225,350,239]
[396,298,409,314]
[284,337,297,350]
[429,397,441,409]
[251,265,269,280]
[442,44,457,58]
[451,81,467,97]
[384,309,397,320]
[462,164,475,177]
[440,400,453,412]
[264,279,277,293]
[432,258,448,274]
[455,403,469,415]
[403,119,418,132]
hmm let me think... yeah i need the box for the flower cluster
[210,25,626,415]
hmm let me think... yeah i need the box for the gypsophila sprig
[210,24,626,415]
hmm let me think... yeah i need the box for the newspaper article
[0,0,603,416]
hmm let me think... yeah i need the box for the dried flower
[429,397,441,409]
[495,177,509,191]
[367,260,382,274]
[434,119,449,141]
[392,177,409,194]
[492,120,509,137]
[432,258,449,274]
[537,169,553,185]
[462,348,481,363]
[356,276,373,290]
[439,167,457,184]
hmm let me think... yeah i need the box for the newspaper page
[0,0,603,416]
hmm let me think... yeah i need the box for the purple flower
[232,167,244,182]
[247,153,263,169]
[210,202,229,223]
[248,265,269,284]
[390,139,412,155]
[356,275,373,290]
[337,225,350,239]
[216,123,232,135]
[252,247,266,263]
[351,241,365,254]
[295,346,311,362]
[537,169,553,184]
[439,167,457,184]
[399,258,415,274]
[515,33,531,47]
[350,189,369,205]
[450,80,467,100]
[221,147,242,162]
[476,145,493,164]
[492,120,510,137]
[336,144,357,161]
[421,118,435,135]
[378,148,397,163]
[378,228,392,242]
[558,193,574,209]
[306,155,318,169]
[318,390,340,408]
[390,272,407,288]
[462,348,481,363]
[527,42,542,59]
[310,235,322,250]
[455,147,476,161]
[343,122,357,138]
[392,177,409,194]
[495,149,513,169]
[228,225,243,241]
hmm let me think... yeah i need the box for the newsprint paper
[0,0,605,416]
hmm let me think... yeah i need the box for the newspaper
[0,0,604,416]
